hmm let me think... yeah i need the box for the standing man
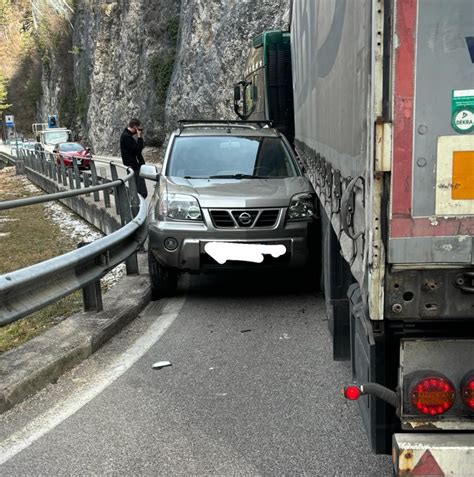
[120,118,148,198]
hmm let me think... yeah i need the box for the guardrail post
[89,160,100,202]
[73,157,81,189]
[68,167,74,188]
[83,172,91,194]
[44,155,50,178]
[102,179,111,208]
[60,157,67,186]
[109,162,139,275]
[78,242,103,312]
[127,169,140,218]
[15,158,25,175]
[110,163,122,216]
[83,280,103,312]
[45,153,51,177]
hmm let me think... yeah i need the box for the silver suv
[140,121,318,298]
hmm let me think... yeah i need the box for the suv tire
[148,250,178,300]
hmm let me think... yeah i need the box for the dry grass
[0,167,82,354]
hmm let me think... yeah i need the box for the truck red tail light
[461,371,474,411]
[342,385,361,400]
[410,375,455,416]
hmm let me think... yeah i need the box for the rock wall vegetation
[3,0,290,156]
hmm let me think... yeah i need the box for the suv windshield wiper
[208,174,267,179]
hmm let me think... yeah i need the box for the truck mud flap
[322,211,352,361]
[349,283,391,454]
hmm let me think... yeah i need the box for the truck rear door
[390,0,474,266]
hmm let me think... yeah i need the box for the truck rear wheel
[148,250,178,300]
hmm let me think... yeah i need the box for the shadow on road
[181,269,322,298]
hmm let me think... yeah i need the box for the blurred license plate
[204,242,286,264]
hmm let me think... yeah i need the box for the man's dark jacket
[120,128,144,171]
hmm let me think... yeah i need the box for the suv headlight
[288,193,314,220]
[158,193,203,221]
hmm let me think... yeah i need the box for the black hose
[361,383,398,409]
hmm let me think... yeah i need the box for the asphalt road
[0,271,391,475]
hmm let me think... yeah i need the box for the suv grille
[255,210,279,227]
[209,210,234,227]
[209,209,280,228]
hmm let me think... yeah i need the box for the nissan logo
[238,212,252,225]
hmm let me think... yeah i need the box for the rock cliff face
[39,0,290,156]
[167,0,290,124]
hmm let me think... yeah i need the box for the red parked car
[53,142,92,169]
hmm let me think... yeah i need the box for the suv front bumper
[149,214,312,271]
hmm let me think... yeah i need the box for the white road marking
[0,297,185,465]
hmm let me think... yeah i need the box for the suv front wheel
[148,250,178,300]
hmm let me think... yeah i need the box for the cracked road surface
[0,271,391,475]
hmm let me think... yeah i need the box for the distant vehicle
[233,30,294,144]
[140,120,319,299]
[36,128,72,157]
[53,142,91,169]
[20,140,37,158]
[23,140,36,149]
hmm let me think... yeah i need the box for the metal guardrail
[0,146,148,326]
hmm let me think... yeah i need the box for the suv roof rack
[177,119,274,134]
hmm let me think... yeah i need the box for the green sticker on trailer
[451,89,474,134]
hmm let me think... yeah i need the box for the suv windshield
[43,131,70,145]
[167,136,298,178]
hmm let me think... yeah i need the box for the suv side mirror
[140,164,160,181]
